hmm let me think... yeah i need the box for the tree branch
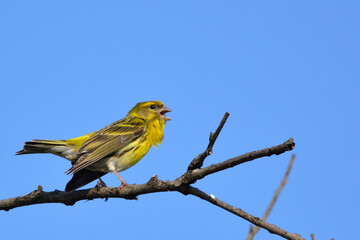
[1,113,301,240]
[185,186,305,240]
[247,154,296,240]
[184,138,295,183]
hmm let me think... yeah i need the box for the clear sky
[1,1,359,239]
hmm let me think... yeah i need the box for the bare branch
[182,138,295,184]
[188,112,230,171]
[1,138,295,211]
[247,154,296,240]
[1,113,302,240]
[0,176,175,210]
[310,233,316,240]
[185,186,305,240]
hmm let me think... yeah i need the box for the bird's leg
[96,173,107,188]
[113,170,128,189]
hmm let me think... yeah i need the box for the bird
[16,101,171,192]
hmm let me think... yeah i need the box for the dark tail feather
[16,140,67,155]
[65,169,107,192]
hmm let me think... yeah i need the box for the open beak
[160,106,172,121]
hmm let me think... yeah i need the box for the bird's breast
[146,121,165,147]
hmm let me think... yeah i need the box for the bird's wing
[66,117,145,174]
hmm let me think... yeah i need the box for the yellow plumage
[16,101,171,191]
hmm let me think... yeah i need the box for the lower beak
[160,107,172,121]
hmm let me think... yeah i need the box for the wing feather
[66,117,145,174]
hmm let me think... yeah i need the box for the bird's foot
[95,179,108,190]
[117,182,128,190]
[117,183,137,191]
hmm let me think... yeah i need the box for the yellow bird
[16,101,171,192]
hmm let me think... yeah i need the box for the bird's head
[127,101,171,122]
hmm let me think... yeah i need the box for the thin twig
[206,112,230,155]
[188,112,230,171]
[185,186,305,240]
[310,233,315,240]
[247,155,296,240]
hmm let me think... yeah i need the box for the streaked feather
[65,117,145,174]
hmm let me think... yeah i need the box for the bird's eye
[149,104,156,110]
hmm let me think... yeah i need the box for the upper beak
[160,106,172,121]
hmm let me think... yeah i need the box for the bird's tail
[16,139,66,155]
[16,134,95,160]
[15,139,78,160]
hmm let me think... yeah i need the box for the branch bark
[186,186,305,240]
[1,113,301,240]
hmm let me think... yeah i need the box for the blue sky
[1,1,359,239]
